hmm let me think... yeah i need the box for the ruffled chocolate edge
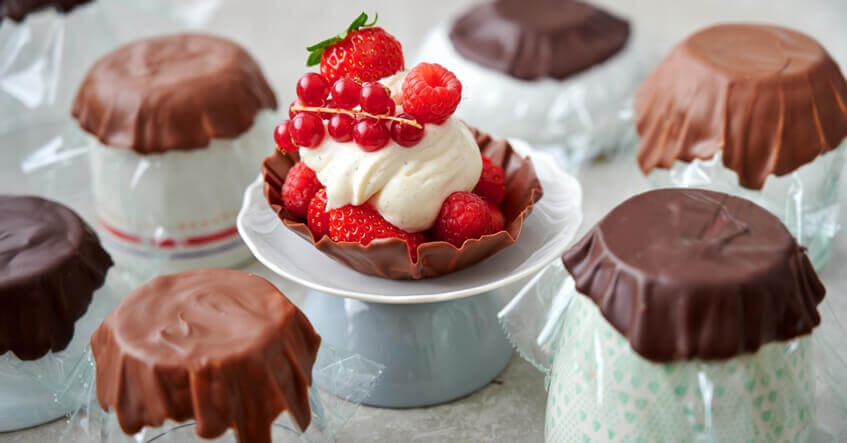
[0,205,113,361]
[562,191,826,362]
[91,272,321,443]
[636,24,847,190]
[1,0,91,22]
[262,125,544,280]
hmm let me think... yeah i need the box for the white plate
[237,140,583,304]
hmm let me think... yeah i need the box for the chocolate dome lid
[562,188,824,362]
[636,23,847,190]
[1,0,91,22]
[72,33,277,154]
[449,0,630,81]
[91,269,321,443]
[0,195,112,361]
[262,126,543,280]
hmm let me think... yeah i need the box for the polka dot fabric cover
[546,294,814,443]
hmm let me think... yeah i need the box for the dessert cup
[72,34,278,271]
[635,24,847,269]
[0,195,115,431]
[414,0,644,170]
[500,189,827,442]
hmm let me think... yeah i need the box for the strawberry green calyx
[306,12,378,67]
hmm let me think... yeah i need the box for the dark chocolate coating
[1,0,91,22]
[263,126,543,280]
[91,269,321,443]
[636,24,847,190]
[562,188,824,362]
[0,195,112,360]
[72,33,277,154]
[449,0,630,80]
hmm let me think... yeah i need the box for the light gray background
[3,0,847,441]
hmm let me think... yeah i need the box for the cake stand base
[302,289,514,408]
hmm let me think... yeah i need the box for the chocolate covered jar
[72,33,277,271]
[0,195,113,431]
[635,23,847,268]
[542,189,823,442]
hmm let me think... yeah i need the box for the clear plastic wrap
[646,143,846,269]
[85,111,277,272]
[500,260,847,442]
[61,343,383,443]
[414,23,645,171]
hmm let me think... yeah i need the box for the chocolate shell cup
[636,24,847,190]
[1,0,91,22]
[449,0,630,81]
[562,188,825,362]
[90,269,321,443]
[263,126,543,280]
[72,33,277,154]
[0,195,112,361]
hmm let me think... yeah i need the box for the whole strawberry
[307,12,404,84]
[282,162,323,219]
[432,192,493,248]
[329,204,426,261]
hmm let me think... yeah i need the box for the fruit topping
[282,162,323,219]
[474,155,506,204]
[402,63,462,124]
[296,72,330,106]
[353,118,391,151]
[359,82,395,115]
[390,113,426,147]
[307,189,331,239]
[330,78,362,109]
[487,201,506,233]
[289,113,326,148]
[273,120,298,152]
[306,13,404,84]
[432,191,494,247]
[329,204,426,260]
[327,114,355,142]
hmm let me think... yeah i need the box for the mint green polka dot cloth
[545,294,814,443]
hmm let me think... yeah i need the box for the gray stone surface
[3,0,847,441]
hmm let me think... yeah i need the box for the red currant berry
[273,120,298,152]
[353,118,390,152]
[390,113,425,147]
[319,99,337,120]
[290,113,326,148]
[360,82,395,115]
[328,114,355,142]
[296,72,330,107]
[331,78,362,109]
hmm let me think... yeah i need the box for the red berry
[308,15,404,84]
[273,120,298,152]
[474,155,506,204]
[319,99,337,120]
[307,189,330,239]
[329,204,426,261]
[432,192,493,247]
[296,72,330,107]
[360,82,395,115]
[390,113,425,147]
[353,118,390,151]
[282,162,323,219]
[402,62,462,124]
[331,78,363,109]
[488,201,506,232]
[328,114,355,142]
[290,113,326,148]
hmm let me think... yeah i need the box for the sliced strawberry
[282,162,322,219]
[329,204,426,261]
[432,192,493,247]
[307,189,330,239]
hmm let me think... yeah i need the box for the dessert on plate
[263,13,544,279]
[414,0,643,167]
[72,33,277,271]
[546,188,823,442]
[636,23,847,269]
[91,269,321,443]
[0,195,113,431]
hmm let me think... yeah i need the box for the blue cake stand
[237,142,582,408]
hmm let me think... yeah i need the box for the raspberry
[474,155,506,204]
[432,192,493,247]
[402,63,462,124]
[307,189,330,239]
[282,162,323,219]
[488,201,506,233]
[329,204,426,261]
